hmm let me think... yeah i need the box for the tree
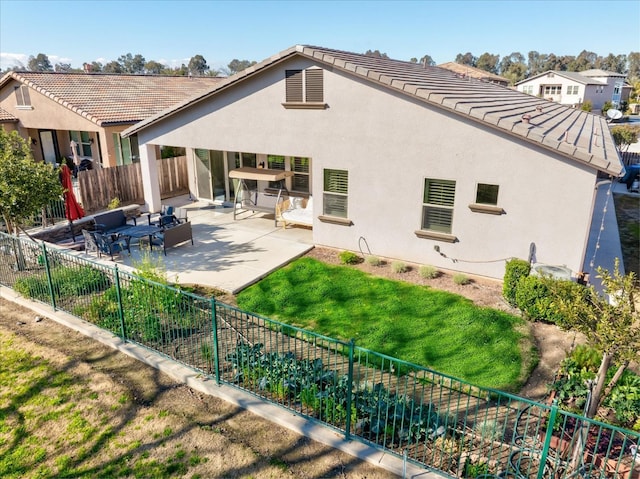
[627,51,640,81]
[54,63,72,72]
[476,52,500,73]
[595,53,627,73]
[611,125,640,152]
[188,55,210,76]
[527,51,547,76]
[455,52,476,66]
[363,49,388,59]
[103,61,123,73]
[144,60,165,74]
[225,59,257,76]
[0,130,63,236]
[549,259,639,419]
[117,53,146,74]
[419,55,436,66]
[27,53,53,71]
[568,50,597,71]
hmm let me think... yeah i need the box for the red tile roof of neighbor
[126,45,623,177]
[0,106,18,122]
[0,71,222,126]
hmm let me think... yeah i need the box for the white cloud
[0,52,28,70]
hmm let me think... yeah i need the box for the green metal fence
[0,231,637,479]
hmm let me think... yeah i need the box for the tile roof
[0,106,18,122]
[437,62,510,85]
[0,72,222,126]
[125,45,623,177]
[516,70,604,86]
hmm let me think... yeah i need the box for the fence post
[114,265,126,340]
[210,298,221,385]
[41,242,56,310]
[537,399,558,479]
[345,338,355,440]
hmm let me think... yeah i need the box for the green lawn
[237,258,532,391]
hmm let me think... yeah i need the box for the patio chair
[147,205,187,228]
[93,231,131,260]
[82,229,99,256]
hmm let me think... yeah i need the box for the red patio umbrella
[60,163,85,221]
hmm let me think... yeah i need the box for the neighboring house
[515,69,630,111]
[0,72,221,167]
[123,45,623,281]
[438,62,510,87]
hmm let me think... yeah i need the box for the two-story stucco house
[0,72,221,167]
[123,45,624,281]
[515,69,630,111]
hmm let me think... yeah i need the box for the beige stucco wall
[136,57,599,280]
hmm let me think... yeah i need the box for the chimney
[83,63,92,73]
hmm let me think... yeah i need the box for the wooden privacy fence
[78,156,189,213]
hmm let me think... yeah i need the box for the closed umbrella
[60,163,85,224]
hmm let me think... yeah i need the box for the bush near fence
[0,231,637,479]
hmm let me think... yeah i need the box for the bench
[276,196,313,228]
[93,209,136,234]
[146,221,193,255]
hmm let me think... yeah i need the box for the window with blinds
[422,179,456,234]
[323,169,348,218]
[14,85,31,107]
[292,157,310,193]
[285,68,324,106]
[267,155,285,188]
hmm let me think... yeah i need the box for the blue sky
[1,0,639,72]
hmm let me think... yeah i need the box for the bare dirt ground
[0,298,397,479]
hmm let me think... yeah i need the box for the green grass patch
[0,332,207,478]
[237,258,529,391]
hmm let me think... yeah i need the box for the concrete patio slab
[86,196,314,293]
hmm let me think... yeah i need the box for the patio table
[117,224,163,250]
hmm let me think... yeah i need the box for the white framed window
[544,85,562,95]
[112,133,139,165]
[14,85,31,108]
[284,68,325,108]
[70,131,93,157]
[566,85,579,95]
[422,178,455,234]
[323,169,348,218]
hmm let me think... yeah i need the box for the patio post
[139,142,162,213]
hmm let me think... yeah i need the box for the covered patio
[94,195,313,294]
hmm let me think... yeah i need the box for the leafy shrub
[419,265,439,279]
[581,100,593,112]
[339,250,361,265]
[603,371,640,427]
[453,273,470,285]
[515,276,588,323]
[391,261,408,273]
[464,458,490,478]
[570,344,601,371]
[503,259,531,306]
[365,255,382,266]
[107,198,120,210]
[14,265,111,301]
